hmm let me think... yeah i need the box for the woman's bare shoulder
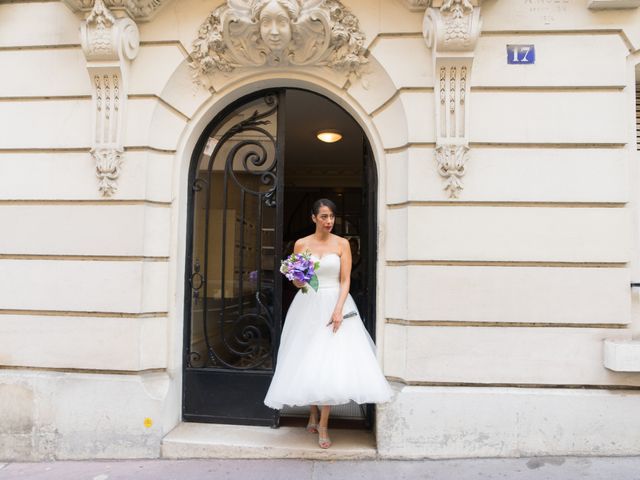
[293,236,310,253]
[332,234,349,254]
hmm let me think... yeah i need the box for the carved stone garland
[423,0,481,198]
[189,0,368,84]
[80,0,140,196]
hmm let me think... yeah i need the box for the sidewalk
[2,457,640,480]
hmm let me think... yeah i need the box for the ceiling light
[316,130,342,143]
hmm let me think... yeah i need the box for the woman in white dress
[263,198,393,448]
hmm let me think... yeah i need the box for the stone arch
[145,56,409,430]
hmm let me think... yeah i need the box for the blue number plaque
[507,44,535,64]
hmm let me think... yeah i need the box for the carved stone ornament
[435,144,468,198]
[80,0,140,196]
[422,0,481,198]
[189,0,367,81]
[63,0,170,21]
[94,148,124,196]
[423,0,481,53]
[402,0,430,11]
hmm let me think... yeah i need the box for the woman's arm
[329,237,352,332]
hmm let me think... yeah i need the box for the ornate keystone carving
[63,0,171,22]
[81,0,140,196]
[423,0,481,198]
[189,0,367,82]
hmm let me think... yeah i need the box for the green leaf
[308,275,319,292]
[314,261,320,270]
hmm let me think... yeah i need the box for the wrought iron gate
[183,91,285,426]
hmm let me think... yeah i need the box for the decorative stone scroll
[79,0,139,196]
[423,0,481,198]
[63,0,171,21]
[189,0,367,82]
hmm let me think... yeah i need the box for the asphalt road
[1,457,640,480]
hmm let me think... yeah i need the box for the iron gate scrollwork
[186,92,283,384]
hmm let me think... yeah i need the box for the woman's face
[259,0,292,53]
[313,205,335,233]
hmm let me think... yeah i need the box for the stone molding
[189,0,367,84]
[63,0,171,22]
[80,0,140,196]
[588,0,640,9]
[422,0,482,198]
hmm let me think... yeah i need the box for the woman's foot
[306,407,319,433]
[318,425,331,449]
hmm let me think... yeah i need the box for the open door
[183,91,285,426]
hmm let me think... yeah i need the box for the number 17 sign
[507,45,536,64]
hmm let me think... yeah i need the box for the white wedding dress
[264,252,393,409]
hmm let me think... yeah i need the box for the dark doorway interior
[279,90,375,429]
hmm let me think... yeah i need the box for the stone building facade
[1,0,640,460]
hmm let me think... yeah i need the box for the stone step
[162,422,377,460]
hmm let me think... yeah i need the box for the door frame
[173,79,388,432]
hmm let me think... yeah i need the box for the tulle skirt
[263,285,394,409]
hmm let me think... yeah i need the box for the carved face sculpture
[258,0,293,53]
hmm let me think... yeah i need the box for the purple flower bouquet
[279,251,319,293]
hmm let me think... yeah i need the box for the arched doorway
[182,88,377,428]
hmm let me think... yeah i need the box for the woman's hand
[292,279,305,289]
[326,310,343,333]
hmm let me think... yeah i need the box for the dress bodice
[312,253,341,289]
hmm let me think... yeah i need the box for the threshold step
[162,422,377,460]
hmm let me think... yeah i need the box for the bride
[264,198,393,449]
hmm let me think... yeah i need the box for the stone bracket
[80,0,140,196]
[423,1,482,198]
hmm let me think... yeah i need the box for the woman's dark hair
[311,198,336,216]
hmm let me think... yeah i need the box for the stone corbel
[423,0,481,198]
[80,0,140,196]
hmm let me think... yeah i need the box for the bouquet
[279,250,319,293]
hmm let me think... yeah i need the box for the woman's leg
[318,405,332,448]
[307,404,319,433]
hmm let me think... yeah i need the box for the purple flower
[279,250,320,293]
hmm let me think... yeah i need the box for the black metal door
[183,91,285,426]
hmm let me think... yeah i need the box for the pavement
[1,457,640,480]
